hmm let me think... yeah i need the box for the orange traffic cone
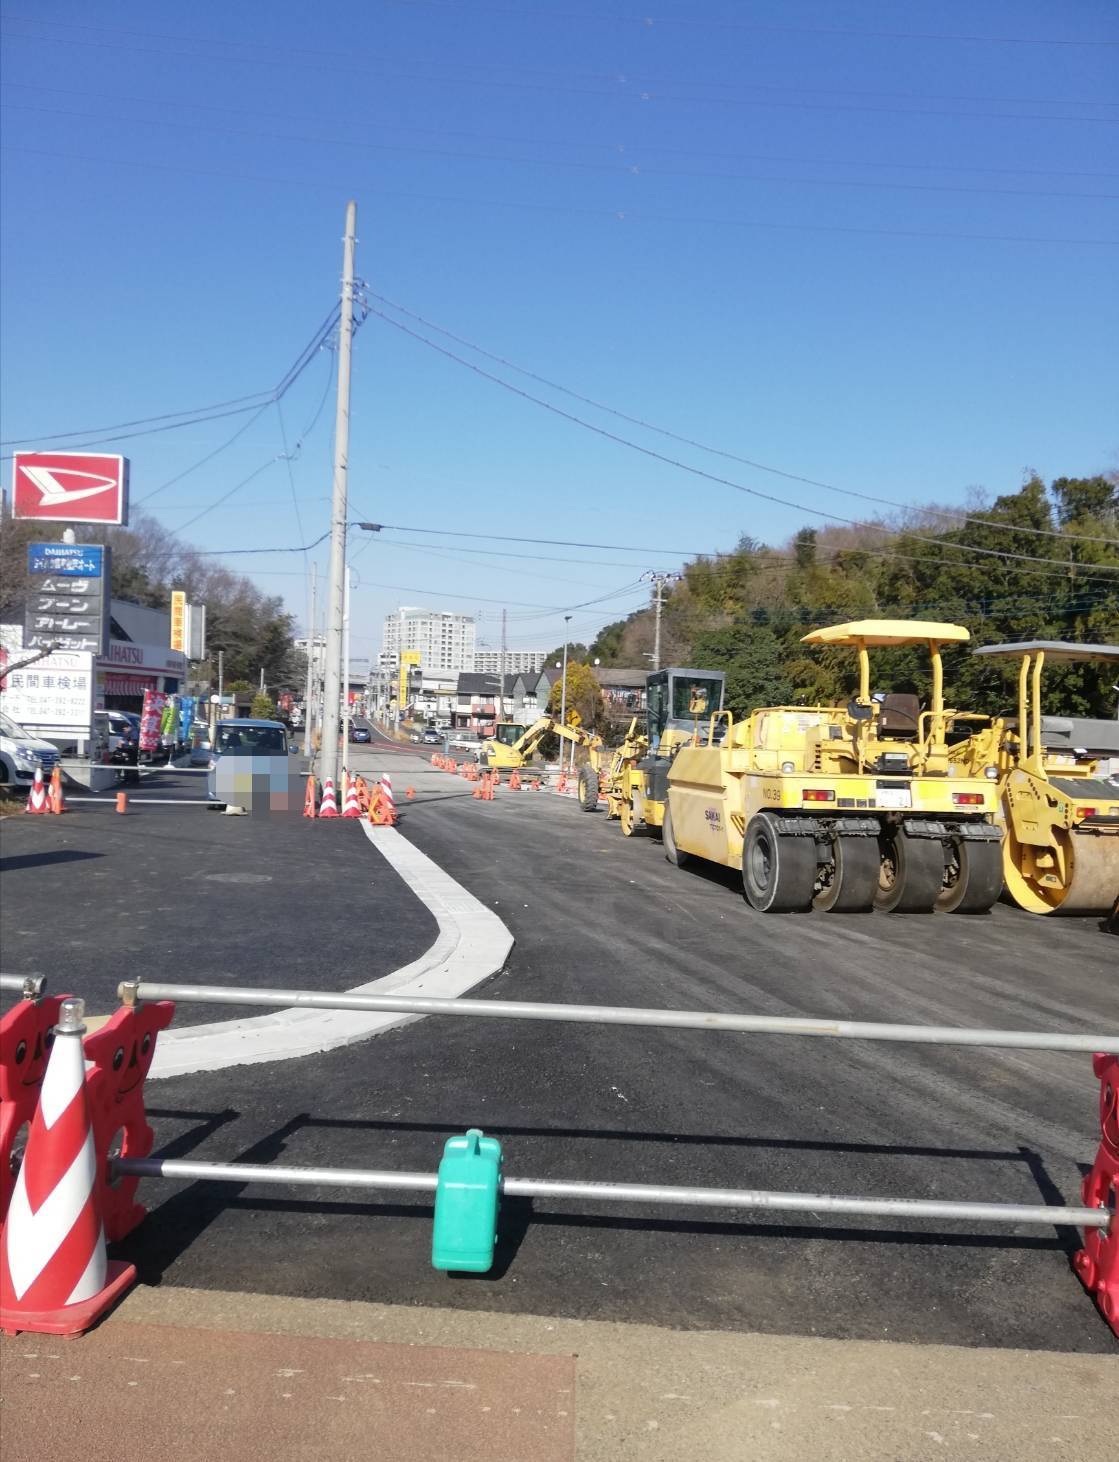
[318,778,339,818]
[355,775,370,811]
[341,777,362,817]
[115,791,129,814]
[509,771,522,791]
[380,774,396,822]
[556,771,568,796]
[405,786,415,799]
[531,778,542,791]
[47,767,66,815]
[303,774,318,818]
[24,769,48,815]
[0,998,136,1337]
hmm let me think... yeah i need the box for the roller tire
[742,813,817,913]
[813,835,879,913]
[662,806,691,867]
[578,765,600,812]
[875,831,945,914]
[937,837,1003,914]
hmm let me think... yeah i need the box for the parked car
[206,718,294,803]
[422,727,442,745]
[0,709,60,787]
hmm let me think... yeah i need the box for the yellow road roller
[957,640,1119,914]
[664,621,1003,914]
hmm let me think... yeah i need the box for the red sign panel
[11,451,130,525]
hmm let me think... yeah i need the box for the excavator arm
[480,716,602,769]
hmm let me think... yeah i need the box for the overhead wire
[7,100,1119,203]
[370,296,1119,548]
[9,145,1116,249]
[3,20,1116,121]
[369,310,1119,575]
[367,523,1119,587]
[7,81,1117,180]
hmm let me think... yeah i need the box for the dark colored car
[350,724,372,743]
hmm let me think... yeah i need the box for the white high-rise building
[472,649,547,675]
[381,606,476,674]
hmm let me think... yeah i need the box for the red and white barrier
[0,999,135,1336]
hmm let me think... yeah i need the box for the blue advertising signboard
[28,543,105,577]
[24,542,110,652]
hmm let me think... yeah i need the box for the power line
[0,388,274,447]
[192,530,332,557]
[367,523,1119,586]
[10,144,1117,249]
[130,311,337,509]
[8,99,1119,203]
[370,310,1119,576]
[9,81,1117,180]
[375,1,1119,48]
[370,295,1119,549]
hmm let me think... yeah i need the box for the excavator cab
[492,723,524,748]
[645,668,726,751]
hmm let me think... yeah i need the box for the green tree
[250,691,277,719]
[547,662,605,731]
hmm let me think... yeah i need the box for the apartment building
[381,606,476,674]
[472,649,547,675]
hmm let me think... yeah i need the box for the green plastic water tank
[431,1128,503,1273]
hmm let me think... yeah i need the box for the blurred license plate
[876,784,912,809]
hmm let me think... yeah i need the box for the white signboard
[1,625,94,737]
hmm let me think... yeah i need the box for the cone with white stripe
[318,777,339,818]
[379,774,396,824]
[341,776,362,817]
[24,768,48,815]
[0,999,135,1336]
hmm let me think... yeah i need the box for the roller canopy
[973,640,1119,664]
[802,620,971,648]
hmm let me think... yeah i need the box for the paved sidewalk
[3,1285,1112,1462]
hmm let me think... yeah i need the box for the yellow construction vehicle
[952,640,1119,914]
[578,667,728,834]
[663,621,1003,914]
[477,715,603,773]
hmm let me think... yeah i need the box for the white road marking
[149,823,514,1077]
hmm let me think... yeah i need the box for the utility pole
[303,562,317,757]
[342,564,352,733]
[320,200,357,793]
[643,570,680,671]
[498,607,507,722]
[557,613,572,767]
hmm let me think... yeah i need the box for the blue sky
[2,1,1117,660]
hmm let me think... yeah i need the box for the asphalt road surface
[0,762,435,1025]
[9,743,1109,1355]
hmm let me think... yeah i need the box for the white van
[0,709,61,788]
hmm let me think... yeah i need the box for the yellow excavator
[663,621,1003,914]
[477,715,603,773]
[579,667,728,834]
[952,640,1119,914]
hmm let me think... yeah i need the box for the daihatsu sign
[11,451,130,525]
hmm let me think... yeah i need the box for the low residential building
[454,672,518,733]
[509,668,560,724]
[595,668,647,726]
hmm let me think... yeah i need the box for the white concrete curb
[149,823,513,1079]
